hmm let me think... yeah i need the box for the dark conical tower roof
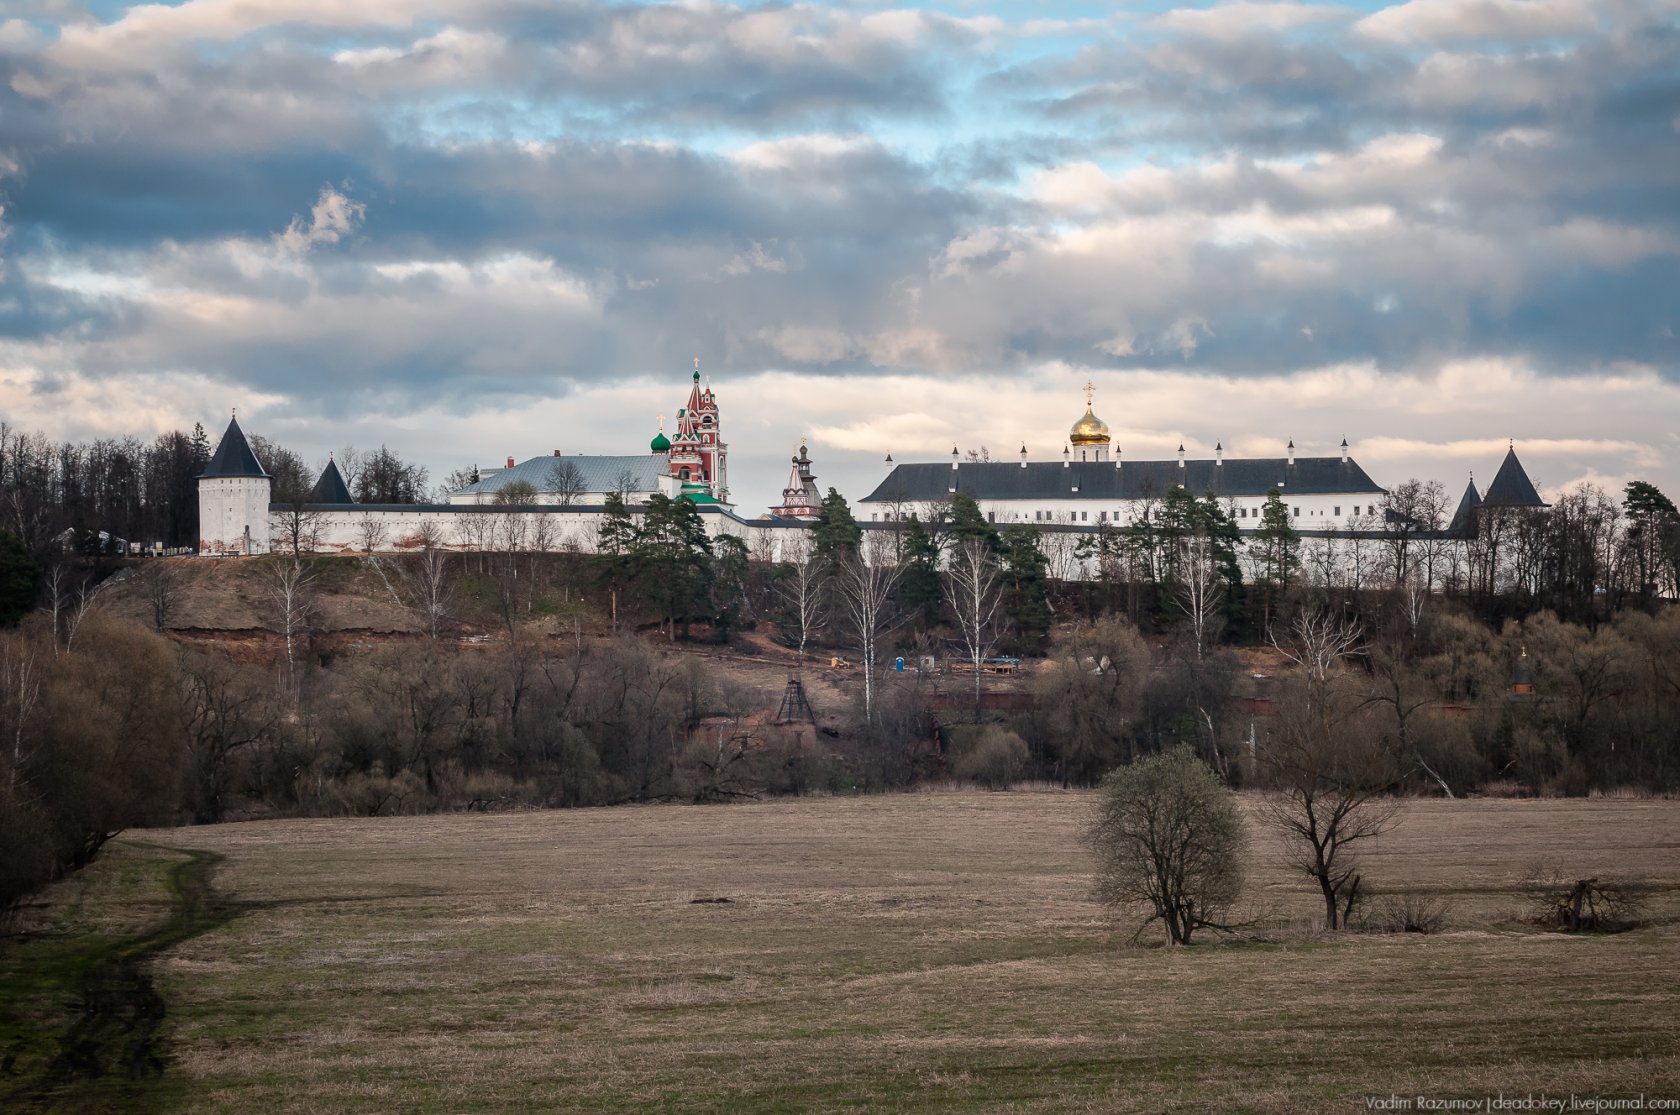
[1447,478,1482,538]
[1483,446,1546,507]
[308,458,354,504]
[200,416,268,479]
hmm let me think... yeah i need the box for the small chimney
[1215,441,1223,466]
[1340,437,1349,464]
[1115,447,1122,471]
[507,456,515,469]
[1287,439,1295,467]
[553,449,561,457]
[951,446,960,471]
[1020,444,1028,469]
[1177,444,1186,469]
[1063,445,1070,469]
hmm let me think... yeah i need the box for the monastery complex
[198,361,1545,563]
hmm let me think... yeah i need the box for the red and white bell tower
[662,357,729,504]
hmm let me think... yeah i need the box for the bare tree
[373,544,455,640]
[179,649,277,822]
[945,536,1001,720]
[1172,533,1224,665]
[498,507,530,555]
[1,637,41,798]
[269,559,317,698]
[834,534,904,724]
[43,561,73,649]
[64,577,105,652]
[412,546,455,640]
[413,519,446,551]
[548,458,587,505]
[1381,478,1451,591]
[273,501,322,558]
[777,534,828,667]
[1363,640,1457,797]
[1272,610,1363,696]
[334,445,364,494]
[529,512,558,595]
[355,511,388,555]
[1260,612,1400,930]
[140,559,181,632]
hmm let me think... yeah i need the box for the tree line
[4,468,1680,919]
[0,420,430,559]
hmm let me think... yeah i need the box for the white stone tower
[197,414,272,555]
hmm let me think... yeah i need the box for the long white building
[861,387,1388,531]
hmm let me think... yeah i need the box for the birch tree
[945,536,1001,720]
[835,534,903,724]
[270,558,317,699]
[777,534,828,666]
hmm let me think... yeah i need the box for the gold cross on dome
[1084,379,1095,407]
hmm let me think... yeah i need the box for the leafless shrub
[1367,893,1453,935]
[1520,862,1648,933]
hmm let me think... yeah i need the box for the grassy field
[5,793,1679,1113]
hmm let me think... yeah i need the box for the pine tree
[0,530,39,626]
[1623,480,1678,599]
[1253,486,1300,632]
[812,487,861,572]
[899,515,943,630]
[947,491,999,552]
[1000,524,1052,649]
[189,422,212,471]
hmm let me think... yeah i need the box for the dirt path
[4,846,234,1113]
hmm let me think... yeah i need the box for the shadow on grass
[0,845,235,1114]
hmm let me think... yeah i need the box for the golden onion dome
[1069,406,1111,446]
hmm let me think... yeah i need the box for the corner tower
[198,414,272,555]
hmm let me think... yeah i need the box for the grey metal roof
[1482,448,1546,507]
[1447,479,1482,537]
[308,459,354,505]
[200,417,268,479]
[453,454,669,498]
[861,456,1385,504]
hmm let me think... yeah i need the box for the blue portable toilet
[894,656,905,672]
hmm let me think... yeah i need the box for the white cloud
[1355,0,1597,43]
[729,134,880,171]
[275,187,366,256]
[1155,2,1352,40]
[48,0,447,70]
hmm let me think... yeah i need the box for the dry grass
[21,794,1680,1112]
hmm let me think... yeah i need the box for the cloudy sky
[1,0,1676,513]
